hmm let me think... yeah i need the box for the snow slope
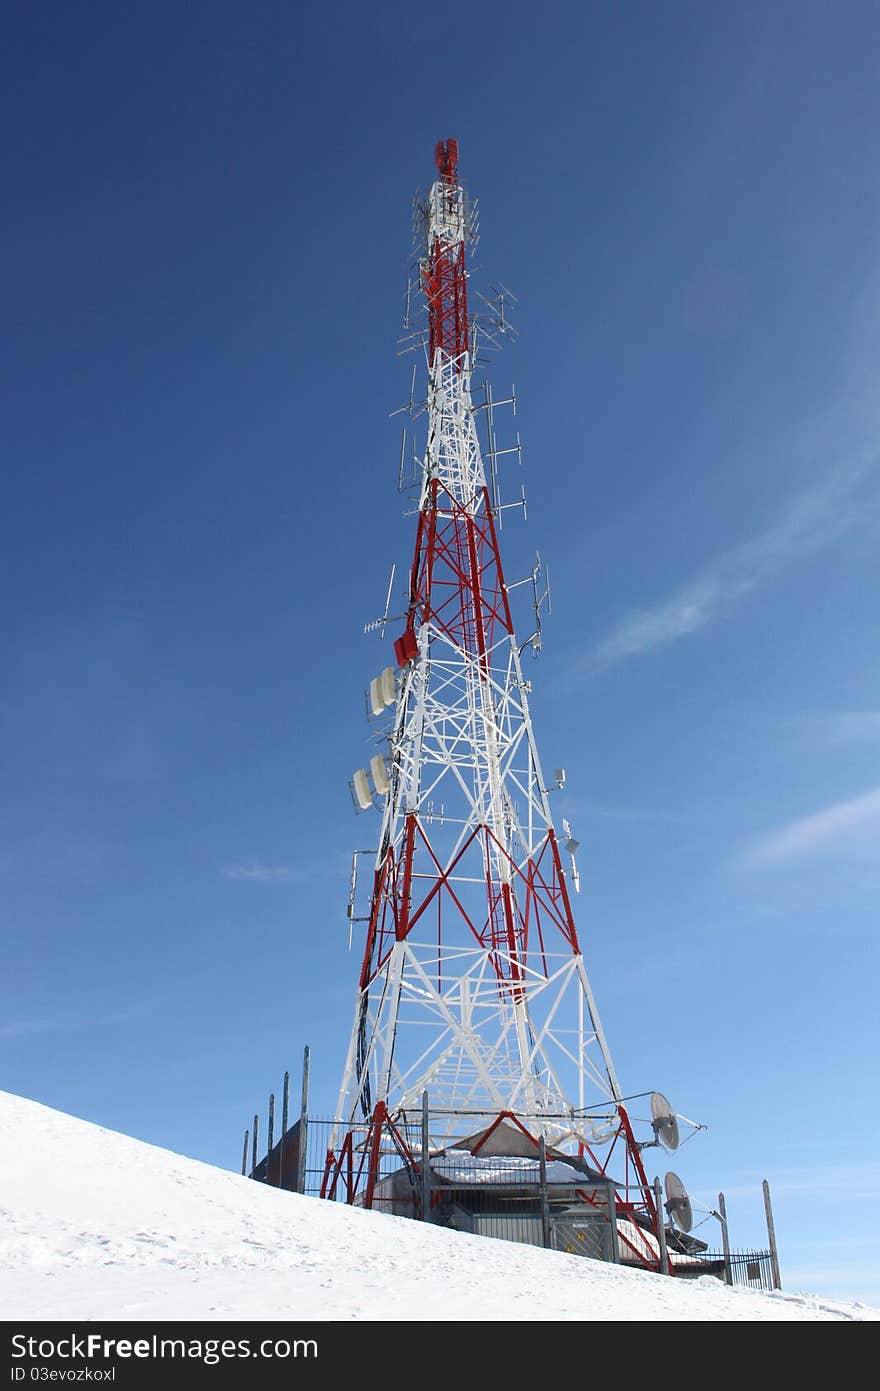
[0,1090,875,1322]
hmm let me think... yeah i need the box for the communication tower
[323,141,691,1259]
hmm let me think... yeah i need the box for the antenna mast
[324,140,659,1233]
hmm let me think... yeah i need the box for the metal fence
[697,1249,777,1292]
[239,1067,776,1285]
[295,1114,620,1262]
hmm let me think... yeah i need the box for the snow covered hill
[0,1090,875,1322]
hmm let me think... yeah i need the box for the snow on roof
[431,1149,603,1187]
[616,1219,707,1269]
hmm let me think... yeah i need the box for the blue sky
[3,1,878,1304]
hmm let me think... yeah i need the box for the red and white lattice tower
[323,140,661,1237]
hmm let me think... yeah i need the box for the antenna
[364,564,396,637]
[664,1172,693,1233]
[650,1092,681,1152]
[350,769,373,813]
[475,283,519,342]
[561,818,581,894]
[370,753,391,797]
[477,381,522,523]
[346,850,373,948]
[390,362,420,419]
[366,666,397,719]
[397,428,407,491]
[512,552,551,657]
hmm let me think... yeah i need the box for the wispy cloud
[745,785,880,865]
[583,462,878,675]
[222,860,307,885]
[0,1003,155,1041]
[720,1160,880,1203]
[818,711,880,745]
[572,798,687,826]
[0,1018,59,1041]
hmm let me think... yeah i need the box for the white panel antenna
[370,754,390,797]
[351,769,373,812]
[380,667,396,706]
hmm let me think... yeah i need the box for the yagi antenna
[364,563,396,637]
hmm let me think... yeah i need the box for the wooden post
[538,1135,551,1249]
[252,1114,259,1177]
[241,1128,249,1177]
[282,1071,290,1136]
[763,1179,782,1290]
[421,1090,431,1222]
[267,1092,275,1160]
[280,1070,290,1188]
[653,1177,669,1275]
[296,1044,310,1195]
[718,1191,732,1285]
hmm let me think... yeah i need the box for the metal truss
[326,140,657,1238]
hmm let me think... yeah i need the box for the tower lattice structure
[323,140,658,1231]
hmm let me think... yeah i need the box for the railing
[697,1249,777,1292]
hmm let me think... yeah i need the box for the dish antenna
[650,1091,680,1152]
[664,1172,693,1234]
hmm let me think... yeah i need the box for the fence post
[267,1092,275,1160]
[762,1179,782,1290]
[241,1128,249,1177]
[280,1071,290,1188]
[252,1114,259,1177]
[296,1044,310,1195]
[538,1136,551,1249]
[718,1191,732,1285]
[653,1177,669,1275]
[421,1090,431,1222]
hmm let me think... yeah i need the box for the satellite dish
[650,1092,680,1152]
[664,1172,693,1234]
